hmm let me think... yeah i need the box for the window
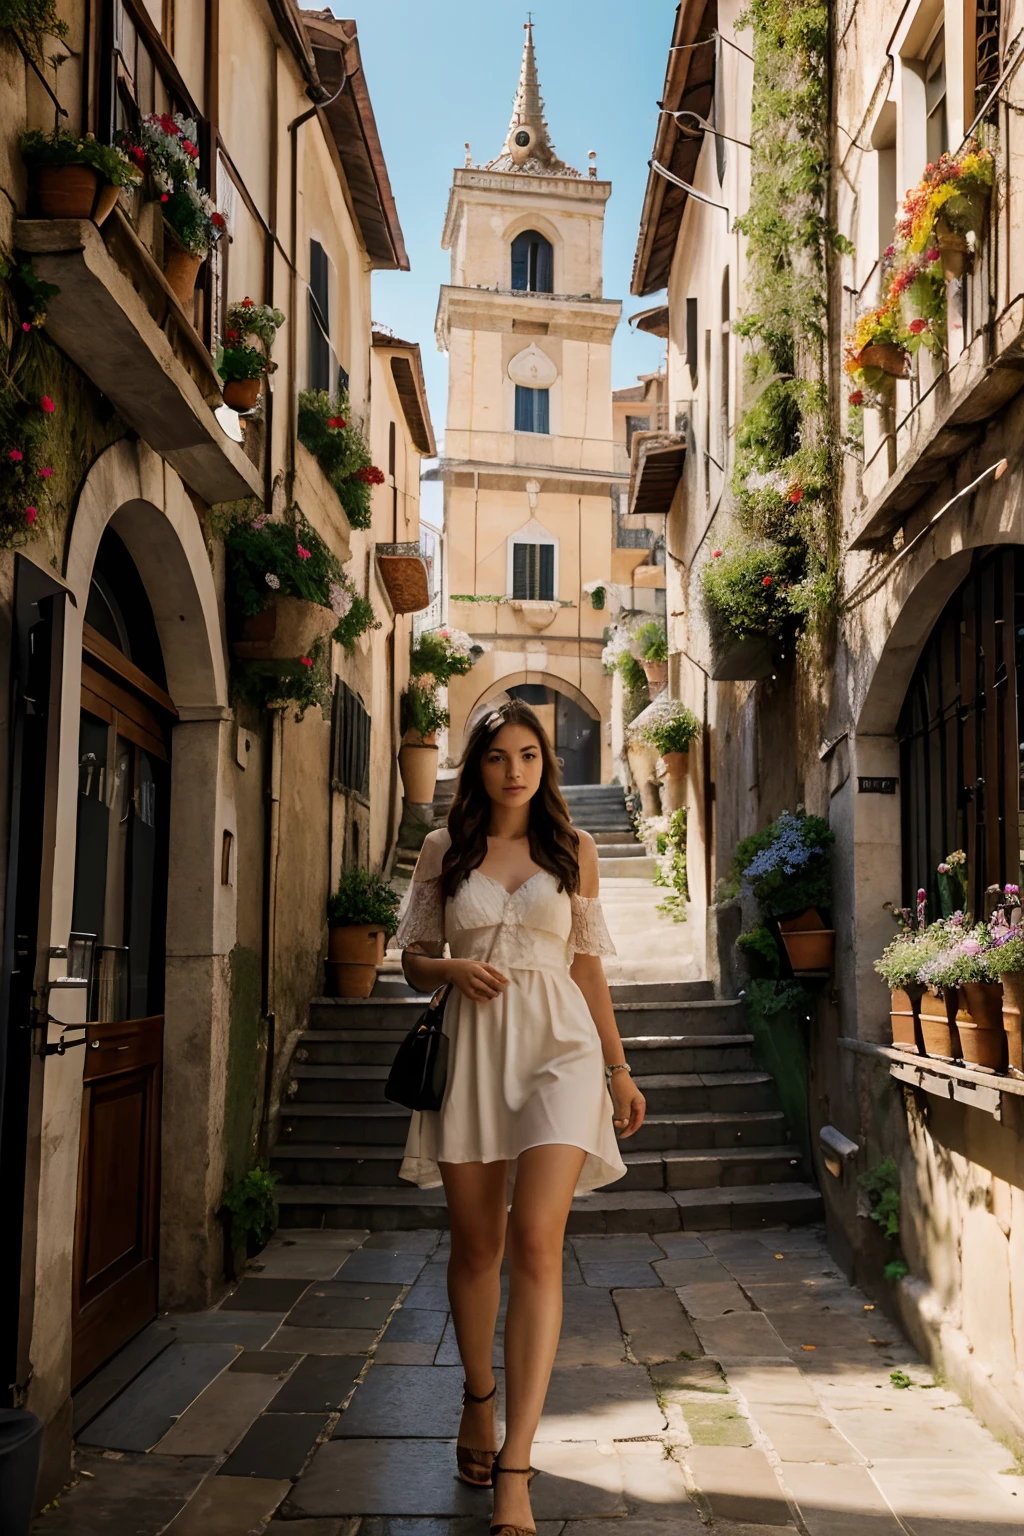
[686,298,698,389]
[625,415,649,451]
[331,679,371,798]
[515,385,549,434]
[510,230,554,293]
[720,267,731,459]
[872,101,898,269]
[925,30,948,165]
[309,239,333,394]
[512,543,555,600]
[976,0,1001,112]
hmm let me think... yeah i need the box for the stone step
[590,830,640,846]
[275,1180,824,1234]
[290,1033,755,1077]
[306,996,742,1037]
[599,856,657,880]
[634,1070,776,1114]
[278,1102,412,1144]
[594,842,648,857]
[270,1132,801,1193]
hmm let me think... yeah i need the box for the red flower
[327,416,347,429]
[712,549,722,558]
[128,145,146,165]
[761,575,774,587]
[789,486,804,504]
[908,317,928,335]
[40,396,55,413]
[296,544,311,560]
[158,113,180,136]
[38,466,53,479]
[299,656,313,668]
[161,192,169,202]
[242,296,254,307]
[848,390,864,406]
[182,140,199,159]
[356,464,385,485]
[225,329,240,343]
[25,507,37,525]
[926,247,940,263]
[9,449,23,462]
[884,244,895,259]
[212,212,226,229]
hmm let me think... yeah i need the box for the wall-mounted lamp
[650,160,732,220]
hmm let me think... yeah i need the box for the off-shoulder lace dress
[393,828,626,1195]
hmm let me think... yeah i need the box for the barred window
[331,679,370,799]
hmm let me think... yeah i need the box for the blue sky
[355,0,672,464]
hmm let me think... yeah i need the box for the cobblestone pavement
[33,1224,1024,1535]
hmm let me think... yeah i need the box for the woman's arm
[570,832,646,1137]
[402,944,509,1002]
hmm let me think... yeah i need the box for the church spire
[485,19,580,178]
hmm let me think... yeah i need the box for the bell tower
[436,20,622,783]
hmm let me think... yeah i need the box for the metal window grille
[512,543,555,600]
[976,0,1001,111]
[897,548,1024,915]
[331,679,370,799]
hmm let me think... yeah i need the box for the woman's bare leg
[439,1160,509,1474]
[494,1144,587,1531]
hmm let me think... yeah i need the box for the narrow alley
[33,1223,1024,1535]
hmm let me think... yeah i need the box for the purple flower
[960,938,982,957]
[937,863,950,874]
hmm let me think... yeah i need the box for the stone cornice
[435,286,621,350]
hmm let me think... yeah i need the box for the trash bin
[0,1409,43,1536]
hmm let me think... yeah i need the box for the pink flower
[40,395,55,413]
[937,863,950,874]
[38,466,52,479]
[960,938,982,957]
[9,449,23,462]
[21,321,31,332]
[884,244,895,258]
[299,656,313,668]
[25,507,37,525]
[926,247,940,263]
[761,576,774,587]
[296,544,311,560]
[908,318,928,335]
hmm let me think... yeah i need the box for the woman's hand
[610,1071,646,1137]
[447,958,510,1003]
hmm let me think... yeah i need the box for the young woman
[395,699,646,1536]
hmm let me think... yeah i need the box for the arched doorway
[897,546,1024,915]
[479,683,600,784]
[70,527,175,1385]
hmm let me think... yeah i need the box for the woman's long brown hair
[441,698,580,898]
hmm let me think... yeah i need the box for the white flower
[329,580,353,618]
[265,572,280,589]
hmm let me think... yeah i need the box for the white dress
[393,829,627,1196]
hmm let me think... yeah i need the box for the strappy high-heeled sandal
[489,1457,538,1536]
[456,1379,498,1487]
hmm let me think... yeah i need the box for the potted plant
[297,389,384,530]
[124,112,226,308]
[984,917,1024,1077]
[739,810,835,972]
[875,893,933,1052]
[634,620,669,697]
[326,868,401,998]
[224,508,375,666]
[638,700,701,814]
[20,128,140,225]
[218,298,285,411]
[844,299,909,383]
[700,542,792,680]
[398,684,449,804]
[916,925,1005,1067]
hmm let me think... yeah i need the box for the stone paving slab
[222,1276,313,1311]
[780,1463,905,1536]
[617,1441,700,1520]
[691,1310,789,1359]
[28,1451,215,1536]
[71,1327,174,1437]
[611,1286,702,1364]
[649,1233,711,1259]
[79,1342,239,1451]
[434,1312,505,1367]
[537,1364,664,1440]
[555,1287,629,1366]
[336,1248,431,1284]
[334,1364,483,1438]
[218,1411,331,1480]
[154,1367,286,1455]
[266,1325,381,1353]
[160,1310,284,1348]
[283,1439,495,1517]
[687,1443,793,1525]
[268,1353,365,1412]
[578,1260,662,1287]
[285,1281,403,1330]
[867,1461,1024,1531]
[681,1395,755,1446]
[161,1473,292,1533]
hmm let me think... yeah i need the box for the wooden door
[70,619,174,1386]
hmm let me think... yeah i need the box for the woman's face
[480,723,544,810]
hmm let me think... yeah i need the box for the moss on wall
[223,942,266,1188]
[743,979,812,1172]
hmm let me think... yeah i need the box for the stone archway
[27,439,237,1433]
[463,670,603,784]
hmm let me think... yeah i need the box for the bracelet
[606,1062,632,1077]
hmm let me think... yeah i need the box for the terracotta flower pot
[626,739,661,820]
[231,594,337,662]
[999,970,1024,1077]
[935,226,969,281]
[223,377,262,412]
[778,909,835,973]
[327,923,387,967]
[398,741,439,805]
[641,659,668,698]
[918,990,958,1058]
[660,749,688,814]
[163,240,203,309]
[890,986,925,1053]
[958,981,1007,1071]
[36,164,119,224]
[403,729,437,747]
[325,961,377,999]
[855,342,910,378]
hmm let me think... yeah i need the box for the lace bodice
[394,829,615,970]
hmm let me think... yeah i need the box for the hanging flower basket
[854,342,910,378]
[223,378,262,412]
[933,217,970,281]
[231,593,337,661]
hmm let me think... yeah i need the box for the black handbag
[385,985,451,1111]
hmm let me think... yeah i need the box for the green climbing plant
[704,0,851,649]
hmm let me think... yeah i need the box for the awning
[627,429,687,515]
[629,304,670,339]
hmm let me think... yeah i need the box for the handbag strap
[427,890,504,1014]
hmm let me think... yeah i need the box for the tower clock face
[515,130,531,147]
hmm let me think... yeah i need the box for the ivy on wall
[703,0,851,648]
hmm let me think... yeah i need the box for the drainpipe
[259,704,284,1152]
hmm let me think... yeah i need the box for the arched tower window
[510,230,553,294]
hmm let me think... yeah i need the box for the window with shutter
[510,230,554,293]
[511,543,555,600]
[309,240,332,393]
[515,386,550,434]
[331,679,371,799]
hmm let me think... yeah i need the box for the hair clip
[484,709,504,731]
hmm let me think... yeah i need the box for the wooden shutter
[535,388,549,434]
[535,236,553,293]
[512,543,531,599]
[309,240,331,393]
[331,680,370,798]
[538,543,555,600]
[511,232,529,291]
